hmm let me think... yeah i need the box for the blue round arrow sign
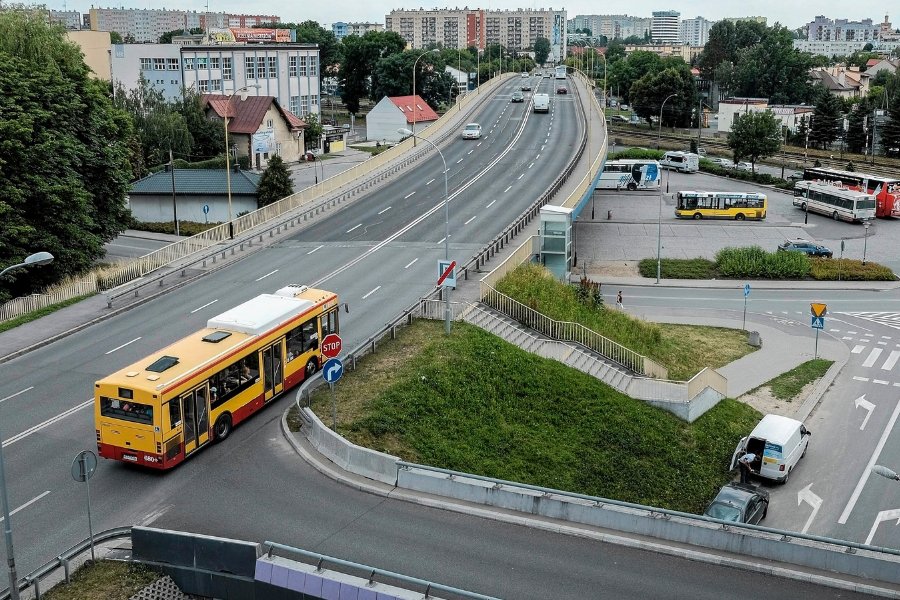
[323,358,344,383]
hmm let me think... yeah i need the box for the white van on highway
[661,151,699,173]
[532,93,550,113]
[730,414,811,484]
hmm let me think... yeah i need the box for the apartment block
[793,38,900,57]
[651,10,680,44]
[804,15,879,42]
[569,14,651,40]
[89,7,279,43]
[332,22,384,40]
[385,7,567,61]
[49,10,82,29]
[680,16,711,47]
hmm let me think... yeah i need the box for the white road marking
[404,192,416,199]
[404,258,418,269]
[105,337,142,355]
[468,149,474,155]
[464,215,477,225]
[190,299,219,314]
[839,397,900,524]
[477,142,482,147]
[504,186,512,193]
[0,491,50,523]
[865,333,875,337]
[346,224,362,233]
[486,200,497,208]
[255,269,278,282]
[361,286,382,300]
[456,159,463,164]
[863,348,883,368]
[4,399,93,447]
[883,351,900,371]
[541,145,545,151]
[1,387,33,405]
[306,245,324,255]
[426,179,435,186]
[535,154,541,160]
[517,174,524,180]
[878,341,887,345]
[438,237,447,245]
[829,329,840,332]
[849,331,858,334]
[851,345,865,354]
[378,206,392,215]
[853,376,870,382]
[528,162,535,169]
[883,336,893,340]
[874,379,890,385]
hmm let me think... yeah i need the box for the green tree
[629,67,696,128]
[880,92,900,157]
[159,29,185,43]
[809,89,844,149]
[845,99,870,154]
[173,89,225,161]
[607,50,664,103]
[727,111,782,172]
[109,31,123,44]
[605,40,626,63]
[302,113,323,149]
[0,9,132,300]
[340,30,406,114]
[113,76,192,168]
[370,50,450,111]
[729,26,816,103]
[256,155,294,207]
[534,37,550,65]
[793,114,810,146]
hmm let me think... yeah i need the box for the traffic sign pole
[742,283,750,331]
[330,382,336,430]
[815,328,819,359]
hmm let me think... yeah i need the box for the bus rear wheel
[735,213,745,221]
[305,358,319,379]
[693,213,702,220]
[214,414,232,442]
[832,211,839,221]
[627,182,637,191]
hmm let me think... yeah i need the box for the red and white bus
[802,167,900,218]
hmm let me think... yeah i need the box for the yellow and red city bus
[94,284,340,469]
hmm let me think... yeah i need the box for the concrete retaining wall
[302,407,400,485]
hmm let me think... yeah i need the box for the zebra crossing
[838,311,900,331]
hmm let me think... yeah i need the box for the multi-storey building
[804,16,880,42]
[680,16,711,47]
[49,10,82,29]
[723,16,767,26]
[569,14,650,40]
[385,7,567,61]
[792,39,900,56]
[651,10,680,44]
[331,22,384,40]
[89,8,279,43]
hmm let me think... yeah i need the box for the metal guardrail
[0,527,132,600]
[264,541,501,600]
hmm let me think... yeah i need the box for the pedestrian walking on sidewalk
[616,290,624,310]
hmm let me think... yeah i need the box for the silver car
[462,123,482,140]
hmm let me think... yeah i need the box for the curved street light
[224,84,260,239]
[658,93,678,150]
[0,251,54,600]
[399,128,451,335]
[656,93,677,284]
[411,49,439,146]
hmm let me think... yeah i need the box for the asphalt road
[0,77,887,599]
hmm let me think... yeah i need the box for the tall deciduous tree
[256,155,294,207]
[534,37,550,65]
[0,9,133,301]
[809,90,844,150]
[340,30,406,115]
[846,100,870,154]
[628,66,696,127]
[880,92,900,157]
[727,111,782,172]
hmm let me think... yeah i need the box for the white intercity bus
[595,160,661,191]
[554,65,567,79]
[793,181,876,223]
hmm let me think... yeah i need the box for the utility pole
[169,148,179,237]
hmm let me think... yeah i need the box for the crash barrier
[0,74,514,323]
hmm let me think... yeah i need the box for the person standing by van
[738,452,757,483]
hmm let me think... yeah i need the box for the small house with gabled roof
[366,94,439,143]
[128,168,261,224]
[203,94,306,170]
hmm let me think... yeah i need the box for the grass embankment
[309,320,760,514]
[0,293,94,336]
[350,144,391,156]
[494,263,755,380]
[638,247,896,281]
[753,359,834,402]
[42,561,159,600]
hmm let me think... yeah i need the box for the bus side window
[321,309,338,336]
[168,401,181,428]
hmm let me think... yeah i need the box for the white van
[730,414,811,483]
[532,93,550,113]
[661,151,699,173]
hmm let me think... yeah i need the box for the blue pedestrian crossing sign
[743,283,751,298]
[323,358,344,383]
[811,316,825,330]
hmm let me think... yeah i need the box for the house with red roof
[203,94,307,170]
[366,94,439,143]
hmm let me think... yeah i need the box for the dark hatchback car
[704,482,769,524]
[556,85,568,94]
[777,239,833,258]
[511,91,524,103]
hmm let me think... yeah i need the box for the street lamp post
[656,168,669,284]
[599,52,607,108]
[411,49,439,147]
[399,128,451,334]
[224,84,260,239]
[657,93,677,150]
[863,220,871,265]
[0,251,54,600]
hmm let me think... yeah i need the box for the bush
[715,246,810,279]
[809,257,897,281]
[130,220,220,236]
[637,258,716,279]
[609,148,663,160]
[148,155,250,173]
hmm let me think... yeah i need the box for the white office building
[651,10,680,44]
[804,16,879,42]
[680,17,711,47]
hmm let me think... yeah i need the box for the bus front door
[262,341,284,402]
[181,385,210,456]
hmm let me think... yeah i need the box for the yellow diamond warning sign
[810,303,827,317]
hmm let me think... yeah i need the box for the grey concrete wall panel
[302,408,400,485]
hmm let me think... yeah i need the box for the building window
[309,56,318,76]
[301,95,309,115]
[299,55,307,76]
[289,96,299,114]
[256,57,266,78]
[210,57,220,69]
[267,118,274,129]
[167,58,179,71]
[311,94,318,107]
[183,57,194,70]
[211,79,222,91]
[289,56,297,77]
[140,57,152,70]
[223,57,232,80]
[197,57,208,69]
[153,58,165,70]
[268,56,277,78]
[245,56,256,79]
[198,79,209,92]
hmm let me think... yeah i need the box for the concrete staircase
[461,303,634,393]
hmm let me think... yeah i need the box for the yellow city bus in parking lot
[675,191,767,220]
[94,284,341,469]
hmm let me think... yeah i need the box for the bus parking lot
[576,169,900,275]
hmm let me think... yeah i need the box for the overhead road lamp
[0,251,54,600]
[398,128,452,335]
[657,93,677,150]
[223,84,260,239]
[412,49,440,146]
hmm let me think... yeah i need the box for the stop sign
[321,333,342,358]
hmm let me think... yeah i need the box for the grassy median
[41,560,160,600]
[309,320,761,514]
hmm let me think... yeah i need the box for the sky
[45,1,893,32]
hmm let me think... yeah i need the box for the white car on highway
[462,123,482,139]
